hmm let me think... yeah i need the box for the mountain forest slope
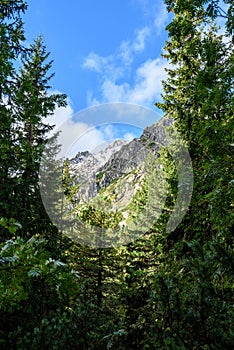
[0,1,233,349]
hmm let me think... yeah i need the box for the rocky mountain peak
[96,117,174,189]
[67,117,174,204]
[70,150,93,164]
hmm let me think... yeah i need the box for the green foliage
[96,170,105,181]
[0,1,27,226]
[10,36,67,237]
[147,238,234,348]
[0,233,80,348]
[0,0,233,348]
[77,194,123,229]
[0,218,22,235]
[62,158,79,206]
[0,27,67,240]
[146,0,234,348]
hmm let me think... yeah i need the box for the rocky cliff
[96,117,174,189]
[66,117,174,229]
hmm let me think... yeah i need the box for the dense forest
[0,0,233,349]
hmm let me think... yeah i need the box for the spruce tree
[0,0,27,238]
[147,0,234,348]
[11,36,67,237]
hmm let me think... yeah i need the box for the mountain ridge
[67,117,174,220]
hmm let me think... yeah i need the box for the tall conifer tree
[0,1,27,235]
[147,1,234,347]
[12,36,67,237]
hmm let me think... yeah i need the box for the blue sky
[23,0,171,153]
[23,0,228,155]
[23,0,170,110]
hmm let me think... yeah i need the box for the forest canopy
[0,0,233,349]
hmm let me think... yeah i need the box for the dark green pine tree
[0,3,84,349]
[146,0,234,348]
[156,0,233,242]
[0,0,27,240]
[11,36,67,239]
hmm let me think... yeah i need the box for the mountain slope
[66,117,174,235]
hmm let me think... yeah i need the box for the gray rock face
[93,139,128,165]
[68,117,174,203]
[60,117,178,241]
[68,140,129,202]
[96,139,149,189]
[140,117,174,152]
[96,117,174,189]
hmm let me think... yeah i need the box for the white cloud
[134,0,169,32]
[43,94,105,158]
[47,104,74,129]
[86,91,100,107]
[55,121,137,159]
[133,27,151,52]
[45,103,162,159]
[154,4,169,34]
[83,52,125,81]
[82,52,107,73]
[82,23,154,85]
[45,91,74,132]
[55,120,106,159]
[118,40,133,66]
[82,1,169,109]
[127,58,168,105]
[101,80,129,102]
[124,132,136,141]
[88,58,168,107]
[103,124,115,140]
